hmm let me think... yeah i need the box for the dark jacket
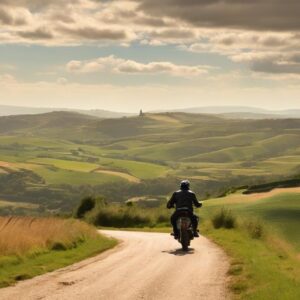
[167,189,202,211]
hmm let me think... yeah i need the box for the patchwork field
[0,111,299,213]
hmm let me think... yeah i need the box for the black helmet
[180,180,190,190]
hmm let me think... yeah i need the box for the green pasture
[202,191,300,251]
[98,157,169,179]
[29,158,99,172]
[184,134,300,163]
[34,167,125,185]
[0,136,74,149]
[124,132,272,161]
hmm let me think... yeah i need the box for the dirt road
[0,230,229,300]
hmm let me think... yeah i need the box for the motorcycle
[176,210,194,251]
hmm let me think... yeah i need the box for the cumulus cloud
[0,5,30,25]
[136,0,300,31]
[0,1,210,46]
[0,0,300,77]
[231,51,300,74]
[186,32,300,54]
[17,27,53,40]
[0,0,136,45]
[58,26,128,40]
[184,31,300,75]
[66,55,210,77]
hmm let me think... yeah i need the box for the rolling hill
[0,105,134,118]
[153,106,300,119]
[0,111,299,213]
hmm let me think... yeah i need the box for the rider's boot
[193,228,199,237]
[171,230,179,239]
[171,223,179,239]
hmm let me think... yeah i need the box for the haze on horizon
[0,0,300,112]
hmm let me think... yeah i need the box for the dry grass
[0,216,98,256]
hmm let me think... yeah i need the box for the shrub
[212,208,236,229]
[86,202,171,228]
[157,214,169,224]
[91,206,152,228]
[244,220,264,239]
[75,196,96,218]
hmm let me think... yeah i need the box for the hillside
[0,111,98,132]
[0,105,134,118]
[154,106,300,119]
[203,187,300,250]
[0,111,299,213]
[200,187,300,299]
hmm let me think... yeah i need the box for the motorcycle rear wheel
[181,229,189,251]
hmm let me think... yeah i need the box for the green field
[29,158,99,172]
[197,188,300,299]
[0,111,299,213]
[200,189,300,251]
[98,157,169,179]
[34,167,126,185]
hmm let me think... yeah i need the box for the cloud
[0,73,17,84]
[0,7,13,24]
[17,27,53,40]
[57,77,68,85]
[231,51,300,74]
[0,1,135,45]
[0,0,300,78]
[58,26,128,40]
[150,29,196,39]
[66,55,210,77]
[185,31,300,75]
[185,31,300,54]
[136,0,300,31]
[0,5,30,25]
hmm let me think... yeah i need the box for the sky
[0,0,300,112]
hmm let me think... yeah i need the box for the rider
[167,180,202,239]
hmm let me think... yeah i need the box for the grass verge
[0,217,117,288]
[202,220,300,300]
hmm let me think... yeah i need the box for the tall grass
[0,216,98,256]
[211,208,236,229]
[243,219,264,239]
[86,204,170,228]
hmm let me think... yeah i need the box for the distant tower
[139,109,144,117]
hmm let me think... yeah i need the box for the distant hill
[2,104,300,119]
[0,105,134,118]
[153,106,300,119]
[1,110,300,142]
[0,111,98,136]
[218,112,292,119]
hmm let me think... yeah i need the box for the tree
[74,196,96,218]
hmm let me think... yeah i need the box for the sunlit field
[0,216,117,287]
[0,216,97,256]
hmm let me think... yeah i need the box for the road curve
[0,230,229,300]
